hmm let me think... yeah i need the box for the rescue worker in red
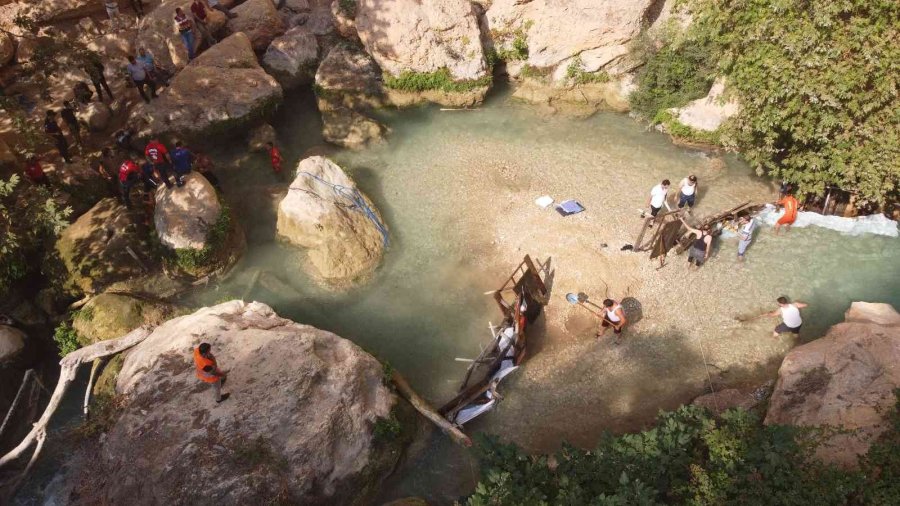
[144,138,174,188]
[266,141,283,173]
[193,342,229,403]
[24,155,50,186]
[118,158,142,209]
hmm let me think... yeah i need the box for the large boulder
[69,301,407,504]
[671,78,739,132]
[320,107,387,149]
[486,0,658,82]
[56,198,157,294]
[154,173,222,250]
[227,0,286,52]
[355,0,488,82]
[765,302,900,468]
[261,25,318,89]
[276,156,387,285]
[77,101,113,132]
[131,32,283,141]
[72,293,172,345]
[0,325,25,364]
[136,0,228,71]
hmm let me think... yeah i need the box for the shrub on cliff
[468,394,900,505]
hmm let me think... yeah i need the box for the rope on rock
[289,171,390,248]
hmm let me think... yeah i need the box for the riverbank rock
[276,156,387,285]
[262,25,318,88]
[154,174,222,250]
[130,32,283,141]
[486,0,657,82]
[356,0,487,82]
[764,302,900,468]
[321,107,387,149]
[227,0,286,51]
[69,301,406,504]
[511,75,635,115]
[56,198,156,294]
[670,78,739,132]
[136,0,227,71]
[0,325,25,363]
[72,293,172,345]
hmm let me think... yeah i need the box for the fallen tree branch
[0,370,36,439]
[391,370,473,448]
[83,359,102,417]
[0,326,153,469]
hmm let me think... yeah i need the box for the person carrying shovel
[597,299,627,343]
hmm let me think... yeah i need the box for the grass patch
[74,304,95,322]
[565,56,611,85]
[172,203,232,274]
[653,109,722,145]
[383,68,492,93]
[53,321,81,357]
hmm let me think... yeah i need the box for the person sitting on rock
[266,141,283,174]
[144,138,174,188]
[171,141,194,187]
[194,342,230,403]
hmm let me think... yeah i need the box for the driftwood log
[0,327,153,471]
[391,371,473,447]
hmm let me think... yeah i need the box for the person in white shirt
[646,179,670,227]
[678,174,699,210]
[737,215,756,260]
[767,297,808,337]
[597,298,628,344]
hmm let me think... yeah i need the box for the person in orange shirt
[266,141,283,173]
[775,190,799,235]
[193,342,229,403]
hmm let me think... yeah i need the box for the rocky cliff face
[65,301,407,505]
[765,302,900,468]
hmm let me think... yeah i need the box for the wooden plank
[391,371,472,447]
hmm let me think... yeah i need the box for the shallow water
[175,87,900,503]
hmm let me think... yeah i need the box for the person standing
[129,0,145,18]
[266,141,283,173]
[596,299,627,343]
[775,190,799,235]
[190,0,217,47]
[193,343,230,403]
[736,214,756,261]
[104,0,121,31]
[206,0,237,18]
[195,151,222,191]
[171,141,194,187]
[24,155,50,186]
[83,53,114,102]
[646,179,670,227]
[118,158,142,209]
[767,297,808,338]
[174,8,196,61]
[60,101,82,146]
[126,56,157,103]
[43,110,72,164]
[145,139,174,188]
[680,218,712,270]
[677,175,699,210]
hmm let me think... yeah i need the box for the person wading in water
[680,218,713,270]
[775,189,799,235]
[766,296,808,338]
[596,299,627,344]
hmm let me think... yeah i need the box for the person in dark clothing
[140,161,160,192]
[195,151,221,192]
[60,101,82,145]
[43,110,72,163]
[130,0,145,17]
[171,141,194,187]
[92,147,120,195]
[73,81,93,104]
[83,54,114,102]
[113,127,138,155]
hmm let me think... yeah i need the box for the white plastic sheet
[756,204,898,237]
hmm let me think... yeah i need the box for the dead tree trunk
[390,371,473,447]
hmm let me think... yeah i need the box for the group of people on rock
[175,0,237,61]
[644,175,801,269]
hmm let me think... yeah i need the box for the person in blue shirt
[171,141,194,187]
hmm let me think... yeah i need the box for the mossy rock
[92,353,125,398]
[72,293,173,345]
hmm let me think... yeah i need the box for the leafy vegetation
[172,204,232,273]
[74,393,127,439]
[373,414,402,443]
[467,394,900,505]
[564,56,611,86]
[632,0,899,204]
[653,110,722,146]
[487,22,532,67]
[383,68,492,93]
[52,321,81,357]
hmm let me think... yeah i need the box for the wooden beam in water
[390,370,473,447]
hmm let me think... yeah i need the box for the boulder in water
[321,107,387,149]
[66,301,408,504]
[262,25,319,89]
[764,302,900,468]
[72,293,172,345]
[276,156,387,285]
[154,173,222,250]
[130,32,283,141]
[0,325,25,364]
[226,0,286,52]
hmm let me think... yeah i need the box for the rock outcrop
[355,0,488,82]
[0,325,25,364]
[136,0,228,71]
[227,0,286,52]
[765,302,900,468]
[77,101,113,132]
[72,293,172,345]
[56,198,156,294]
[0,32,13,66]
[154,173,222,250]
[671,78,739,132]
[262,25,318,88]
[131,32,283,140]
[69,301,406,504]
[276,156,387,285]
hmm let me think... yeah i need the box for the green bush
[53,322,81,357]
[467,395,900,505]
[653,110,721,145]
[629,37,717,120]
[564,56,612,86]
[373,414,402,443]
[383,68,492,93]
[172,203,232,273]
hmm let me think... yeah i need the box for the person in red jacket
[193,342,229,403]
[118,158,142,209]
[24,155,50,186]
[266,141,283,173]
[144,139,174,188]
